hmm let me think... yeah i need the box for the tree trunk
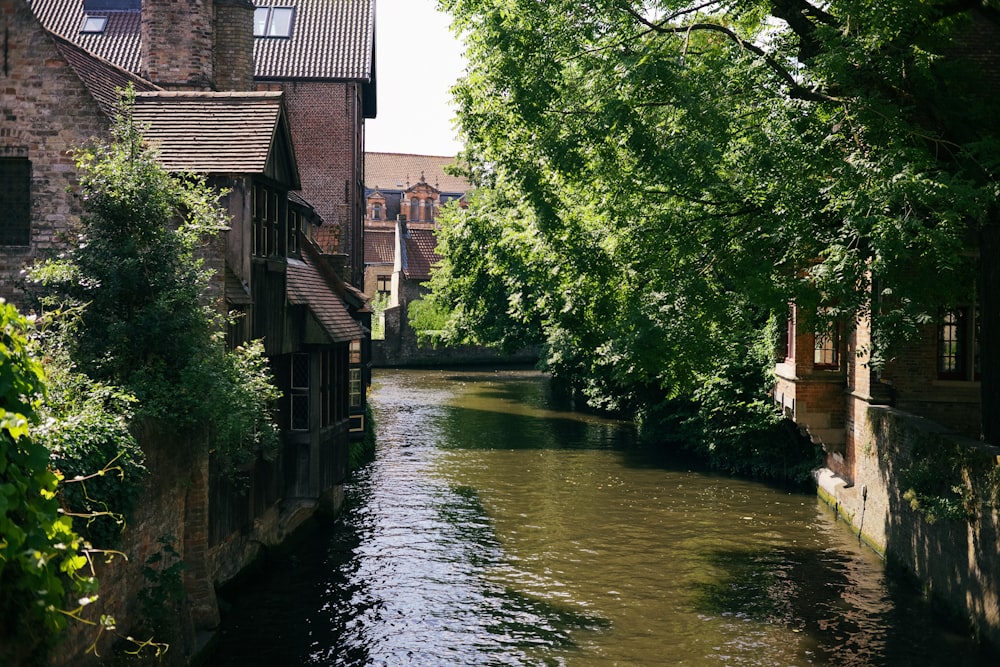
[979,219,1000,444]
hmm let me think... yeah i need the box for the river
[209,368,993,666]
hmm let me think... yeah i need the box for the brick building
[30,0,376,288]
[362,152,468,352]
[1,1,373,660]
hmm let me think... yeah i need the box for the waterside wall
[817,403,1000,648]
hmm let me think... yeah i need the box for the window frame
[254,6,295,38]
[0,157,31,247]
[813,325,840,369]
[81,15,109,34]
[937,307,978,381]
[289,352,310,431]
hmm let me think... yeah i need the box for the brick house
[1,0,372,659]
[30,0,376,289]
[361,152,468,354]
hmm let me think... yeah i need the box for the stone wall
[817,403,1000,649]
[373,302,539,368]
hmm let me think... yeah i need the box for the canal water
[211,369,993,666]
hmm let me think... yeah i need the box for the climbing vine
[901,437,1000,524]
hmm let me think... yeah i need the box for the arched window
[410,197,419,221]
[425,197,434,222]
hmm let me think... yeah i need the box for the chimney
[213,0,255,92]
[141,0,214,90]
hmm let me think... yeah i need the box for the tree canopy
[425,0,1000,440]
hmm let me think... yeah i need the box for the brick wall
[266,80,365,285]
[213,0,255,92]
[0,1,109,303]
[142,0,214,90]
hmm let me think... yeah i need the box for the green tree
[435,0,1000,440]
[30,90,279,470]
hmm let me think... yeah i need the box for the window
[349,339,362,365]
[938,308,969,380]
[425,198,434,223]
[254,7,295,37]
[410,197,419,222]
[376,274,390,296]
[252,184,286,257]
[814,328,839,368]
[349,368,362,408]
[81,15,108,33]
[0,158,31,246]
[290,352,310,431]
[372,202,383,220]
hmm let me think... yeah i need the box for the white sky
[365,0,467,157]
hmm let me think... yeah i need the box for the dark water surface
[210,369,992,666]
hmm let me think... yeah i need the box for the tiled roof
[253,0,374,80]
[226,267,253,306]
[365,153,470,195]
[288,190,325,225]
[287,244,363,343]
[402,228,440,281]
[131,91,285,174]
[364,228,394,265]
[32,0,374,82]
[51,33,159,117]
[32,0,143,73]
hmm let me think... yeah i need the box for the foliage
[898,438,999,523]
[136,535,186,652]
[28,89,279,475]
[408,296,456,347]
[428,0,1000,453]
[0,301,96,663]
[208,339,281,475]
[38,349,146,549]
[370,292,389,340]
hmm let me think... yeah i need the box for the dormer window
[254,7,295,38]
[81,15,108,34]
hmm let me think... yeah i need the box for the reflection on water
[210,369,993,666]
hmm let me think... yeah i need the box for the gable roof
[402,227,440,281]
[31,0,375,83]
[254,0,375,81]
[50,33,159,117]
[287,240,363,343]
[364,228,394,265]
[132,91,300,185]
[365,153,470,195]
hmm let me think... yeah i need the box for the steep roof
[287,241,364,343]
[31,0,375,82]
[402,228,440,281]
[365,153,470,195]
[132,91,299,185]
[364,228,394,265]
[31,0,143,73]
[50,33,159,117]
[254,0,375,81]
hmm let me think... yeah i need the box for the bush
[0,301,96,663]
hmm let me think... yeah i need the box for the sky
[364,0,467,157]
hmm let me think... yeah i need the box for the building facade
[0,1,375,659]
